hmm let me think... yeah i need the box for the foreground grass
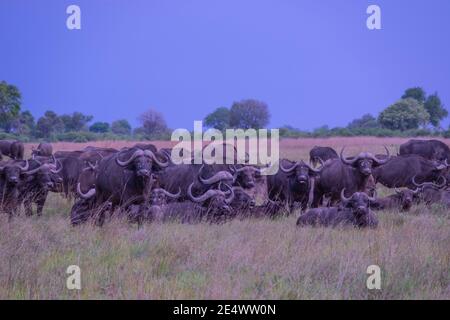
[0,196,448,299]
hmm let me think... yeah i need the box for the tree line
[0,80,448,142]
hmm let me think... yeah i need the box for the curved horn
[372,146,390,165]
[23,164,46,176]
[116,149,144,167]
[77,183,96,199]
[340,147,358,165]
[412,175,446,189]
[340,188,352,202]
[305,159,323,173]
[435,159,449,170]
[412,187,420,195]
[145,149,169,168]
[158,187,181,199]
[368,190,377,203]
[280,160,299,174]
[224,183,235,204]
[15,160,29,172]
[187,182,222,203]
[198,165,234,185]
[50,159,63,174]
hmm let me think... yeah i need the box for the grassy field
[0,137,449,299]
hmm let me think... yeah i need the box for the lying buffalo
[267,159,322,212]
[412,177,450,207]
[0,140,24,160]
[399,139,450,161]
[372,188,419,212]
[372,155,448,189]
[297,190,378,228]
[187,182,235,223]
[309,146,338,167]
[312,147,390,206]
[32,142,53,157]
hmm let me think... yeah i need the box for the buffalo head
[280,159,323,185]
[0,160,29,185]
[394,187,420,211]
[340,147,390,176]
[188,182,235,214]
[116,148,169,177]
[340,189,377,217]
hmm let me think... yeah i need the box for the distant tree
[36,110,65,138]
[402,87,426,104]
[204,107,230,131]
[0,81,21,133]
[60,112,93,132]
[424,92,447,128]
[89,121,110,133]
[111,119,132,135]
[13,110,35,135]
[378,98,430,131]
[347,114,379,130]
[138,108,169,138]
[229,99,270,129]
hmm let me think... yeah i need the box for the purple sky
[1,0,449,130]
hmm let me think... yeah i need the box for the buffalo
[267,159,322,212]
[372,188,419,212]
[0,160,29,219]
[18,156,62,217]
[309,146,338,167]
[312,148,390,206]
[297,190,378,228]
[372,155,449,189]
[32,142,53,157]
[399,139,450,161]
[0,140,24,160]
[412,177,450,207]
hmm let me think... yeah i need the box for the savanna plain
[0,137,449,299]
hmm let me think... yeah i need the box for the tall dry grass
[1,138,448,299]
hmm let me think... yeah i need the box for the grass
[0,138,448,299]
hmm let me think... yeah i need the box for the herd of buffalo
[0,139,449,229]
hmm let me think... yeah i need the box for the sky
[0,0,449,130]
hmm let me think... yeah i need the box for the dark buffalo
[372,155,449,189]
[0,160,29,219]
[297,190,378,228]
[399,139,450,161]
[187,182,235,223]
[18,156,62,216]
[32,142,53,157]
[372,188,419,212]
[0,140,24,160]
[267,159,322,212]
[309,146,338,167]
[86,147,169,224]
[412,177,450,207]
[312,148,390,206]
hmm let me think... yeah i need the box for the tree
[111,119,132,135]
[60,112,93,132]
[0,81,21,133]
[424,92,447,128]
[13,110,35,135]
[204,107,230,131]
[229,99,270,129]
[402,87,426,104]
[36,110,65,138]
[89,122,110,133]
[378,98,430,131]
[138,108,169,138]
[347,114,379,130]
